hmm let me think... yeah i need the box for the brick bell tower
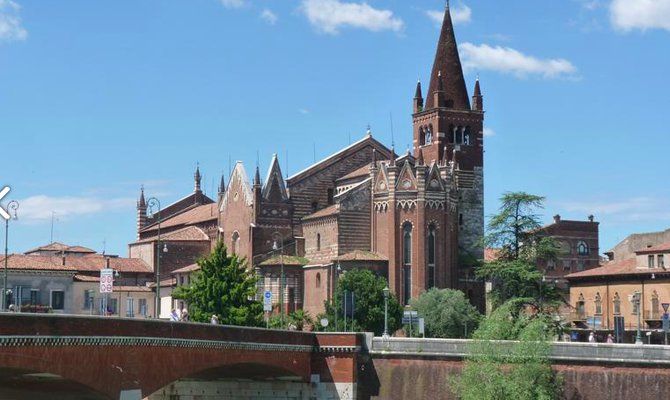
[412,2,485,308]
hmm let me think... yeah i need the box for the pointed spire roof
[425,5,470,110]
[218,173,226,195]
[138,185,146,208]
[474,77,481,97]
[194,164,202,192]
[254,165,261,186]
[414,80,423,99]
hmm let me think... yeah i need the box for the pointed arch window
[427,225,436,288]
[402,223,412,305]
[231,231,240,255]
[577,241,589,256]
[613,292,621,315]
[316,233,321,251]
[463,127,471,145]
[425,126,433,145]
[419,127,426,146]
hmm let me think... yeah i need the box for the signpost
[663,313,669,345]
[99,268,113,316]
[403,310,419,337]
[263,290,272,329]
[418,317,425,337]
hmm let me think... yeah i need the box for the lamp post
[383,286,390,338]
[633,291,643,345]
[335,263,342,331]
[3,200,19,311]
[272,235,285,329]
[146,197,166,319]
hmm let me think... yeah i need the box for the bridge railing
[370,336,670,366]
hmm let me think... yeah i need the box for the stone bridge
[0,314,360,399]
[2,314,670,399]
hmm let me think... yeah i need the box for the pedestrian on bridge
[210,314,219,325]
[181,308,189,322]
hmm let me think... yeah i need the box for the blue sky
[0,0,668,256]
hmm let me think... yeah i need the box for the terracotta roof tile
[333,250,387,262]
[302,204,339,221]
[259,255,309,266]
[172,263,201,274]
[141,203,218,234]
[24,242,96,255]
[565,258,660,280]
[135,225,210,244]
[635,242,670,254]
[0,254,151,274]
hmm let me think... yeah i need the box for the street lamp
[383,286,390,338]
[272,235,285,329]
[3,200,19,311]
[632,291,643,345]
[146,197,165,319]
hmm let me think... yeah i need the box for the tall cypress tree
[173,242,263,326]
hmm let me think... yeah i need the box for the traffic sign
[663,313,669,332]
[402,310,419,325]
[99,268,114,293]
[0,187,11,220]
[320,318,329,328]
[662,303,670,313]
[263,290,273,312]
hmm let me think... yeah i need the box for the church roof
[24,242,96,255]
[333,250,387,262]
[142,192,215,231]
[287,134,392,184]
[425,5,470,110]
[141,203,217,234]
[302,204,339,221]
[259,255,310,266]
[135,225,210,244]
[336,164,371,182]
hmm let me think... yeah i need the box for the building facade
[566,241,670,332]
[134,5,486,315]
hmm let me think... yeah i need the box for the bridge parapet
[371,336,670,366]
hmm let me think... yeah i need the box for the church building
[132,4,486,315]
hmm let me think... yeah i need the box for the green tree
[478,192,561,309]
[455,299,562,400]
[410,288,482,338]
[287,309,314,331]
[320,269,402,335]
[172,242,263,326]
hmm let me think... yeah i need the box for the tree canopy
[410,288,482,338]
[319,268,402,335]
[478,192,561,309]
[172,242,263,326]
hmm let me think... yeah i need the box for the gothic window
[419,127,426,146]
[577,241,589,256]
[316,273,321,288]
[231,231,240,255]
[402,223,412,305]
[563,260,571,271]
[448,125,455,144]
[425,126,433,145]
[463,127,471,145]
[595,292,602,315]
[456,127,463,144]
[613,292,621,315]
[427,225,436,288]
[316,233,321,251]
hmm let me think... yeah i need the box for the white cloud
[220,0,247,9]
[300,0,404,35]
[610,0,670,32]
[13,195,134,223]
[0,0,27,43]
[260,8,278,25]
[425,4,472,26]
[298,108,310,114]
[558,197,670,223]
[460,43,578,79]
[483,127,495,137]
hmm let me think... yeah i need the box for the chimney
[553,214,561,224]
[588,215,594,222]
